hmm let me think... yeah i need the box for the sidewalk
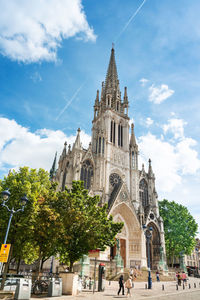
[31,277,200,300]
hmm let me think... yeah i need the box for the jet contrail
[115,0,147,43]
[55,80,87,121]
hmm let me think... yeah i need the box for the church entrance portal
[147,223,161,270]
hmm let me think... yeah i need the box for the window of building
[80,160,94,190]
[113,122,115,144]
[139,179,149,207]
[118,124,123,147]
[99,137,101,154]
[110,121,116,144]
[110,121,113,142]
[95,139,98,154]
[132,151,135,168]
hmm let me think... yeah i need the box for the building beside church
[51,47,167,272]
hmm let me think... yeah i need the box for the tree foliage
[159,199,198,263]
[54,181,123,271]
[0,169,123,273]
[0,167,59,267]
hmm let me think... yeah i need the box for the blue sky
[0,0,200,233]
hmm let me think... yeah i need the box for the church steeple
[130,123,137,147]
[50,152,57,180]
[97,47,124,114]
[73,128,81,150]
[104,47,119,96]
[130,123,138,170]
[148,158,154,179]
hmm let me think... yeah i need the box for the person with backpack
[118,274,124,296]
[125,276,133,297]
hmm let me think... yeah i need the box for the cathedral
[51,47,167,271]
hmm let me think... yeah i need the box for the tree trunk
[16,258,21,274]
[40,258,45,271]
[69,261,74,272]
[35,252,42,278]
[172,250,175,268]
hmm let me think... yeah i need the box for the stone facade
[53,48,167,271]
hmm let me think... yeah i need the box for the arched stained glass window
[80,160,94,190]
[139,179,149,207]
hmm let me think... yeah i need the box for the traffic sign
[0,244,11,262]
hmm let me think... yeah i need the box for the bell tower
[91,47,130,203]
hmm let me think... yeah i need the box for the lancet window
[118,124,123,147]
[132,151,135,168]
[80,160,94,190]
[139,179,149,207]
[110,120,116,144]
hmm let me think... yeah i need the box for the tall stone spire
[130,123,137,147]
[104,47,118,92]
[73,128,81,149]
[148,158,154,178]
[61,141,67,157]
[50,152,57,180]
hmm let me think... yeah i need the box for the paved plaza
[31,277,200,300]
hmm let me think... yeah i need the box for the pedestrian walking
[125,276,133,297]
[117,274,124,296]
[130,267,134,276]
[156,270,160,282]
[182,271,187,286]
[177,272,182,286]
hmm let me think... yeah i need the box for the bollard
[176,284,178,290]
[189,283,191,289]
[183,283,185,290]
[162,284,164,291]
[145,284,147,289]
[194,283,196,288]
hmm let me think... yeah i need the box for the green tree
[0,167,59,271]
[55,181,123,271]
[159,199,198,266]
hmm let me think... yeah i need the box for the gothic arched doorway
[147,222,161,270]
[110,202,142,268]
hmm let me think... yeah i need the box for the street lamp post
[0,189,28,274]
[143,225,153,289]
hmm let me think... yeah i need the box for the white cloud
[139,78,149,86]
[163,118,187,140]
[138,132,200,192]
[145,117,154,127]
[0,118,91,175]
[149,84,174,104]
[0,0,96,63]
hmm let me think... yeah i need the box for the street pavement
[31,277,200,300]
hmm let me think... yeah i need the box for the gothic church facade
[53,48,167,270]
